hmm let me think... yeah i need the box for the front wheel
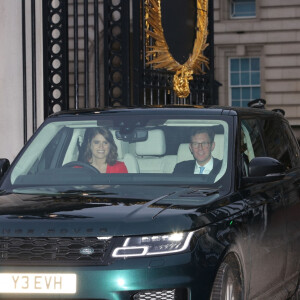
[210,255,244,300]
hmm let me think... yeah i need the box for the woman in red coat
[83,127,128,174]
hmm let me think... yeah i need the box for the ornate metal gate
[42,0,217,117]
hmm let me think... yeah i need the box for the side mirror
[243,157,285,184]
[0,159,10,179]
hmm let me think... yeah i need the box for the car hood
[0,185,242,237]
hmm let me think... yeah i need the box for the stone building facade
[214,0,300,137]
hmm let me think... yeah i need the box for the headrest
[212,134,224,160]
[136,129,166,156]
[177,144,193,163]
[111,130,129,159]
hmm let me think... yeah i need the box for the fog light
[133,289,175,300]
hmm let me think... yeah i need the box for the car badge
[80,246,95,255]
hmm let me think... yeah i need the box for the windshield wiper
[60,190,117,196]
[179,188,219,198]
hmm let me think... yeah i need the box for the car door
[261,117,300,295]
[240,118,288,299]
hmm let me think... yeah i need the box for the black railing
[31,0,37,131]
[84,0,89,108]
[73,0,79,109]
[22,0,28,144]
[40,0,217,117]
[103,0,131,107]
[94,0,101,107]
[22,0,39,143]
[42,0,69,117]
[43,0,107,113]
[135,0,216,106]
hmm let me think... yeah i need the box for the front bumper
[0,251,214,300]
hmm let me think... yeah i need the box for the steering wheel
[62,161,100,173]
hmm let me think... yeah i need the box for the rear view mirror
[115,128,148,142]
[243,157,285,184]
[0,158,10,179]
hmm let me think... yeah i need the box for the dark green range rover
[0,106,299,299]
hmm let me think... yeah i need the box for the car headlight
[112,231,194,258]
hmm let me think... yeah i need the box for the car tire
[210,254,244,300]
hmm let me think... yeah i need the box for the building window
[231,0,256,18]
[229,57,260,107]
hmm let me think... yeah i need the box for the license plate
[0,273,76,294]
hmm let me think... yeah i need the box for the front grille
[0,237,111,265]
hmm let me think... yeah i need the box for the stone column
[0,0,44,163]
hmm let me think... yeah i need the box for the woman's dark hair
[84,127,118,165]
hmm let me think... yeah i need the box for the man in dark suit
[173,128,222,181]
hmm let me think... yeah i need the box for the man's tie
[199,166,205,174]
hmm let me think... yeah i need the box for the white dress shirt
[194,158,214,174]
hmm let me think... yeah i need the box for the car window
[241,119,265,155]
[260,118,293,170]
[6,115,232,191]
[279,121,300,168]
[241,119,265,176]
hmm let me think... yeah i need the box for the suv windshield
[3,112,232,193]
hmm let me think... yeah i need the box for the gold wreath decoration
[145,0,209,98]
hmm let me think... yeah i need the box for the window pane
[251,58,260,71]
[231,59,240,72]
[229,57,260,108]
[231,0,256,18]
[231,73,240,85]
[241,58,250,71]
[232,88,240,100]
[241,119,265,159]
[283,123,300,168]
[261,119,292,170]
[251,72,260,85]
[252,87,260,99]
[241,72,250,85]
[242,87,250,100]
[232,100,240,107]
[240,3,255,15]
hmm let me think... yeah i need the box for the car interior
[62,125,226,174]
[10,119,229,184]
